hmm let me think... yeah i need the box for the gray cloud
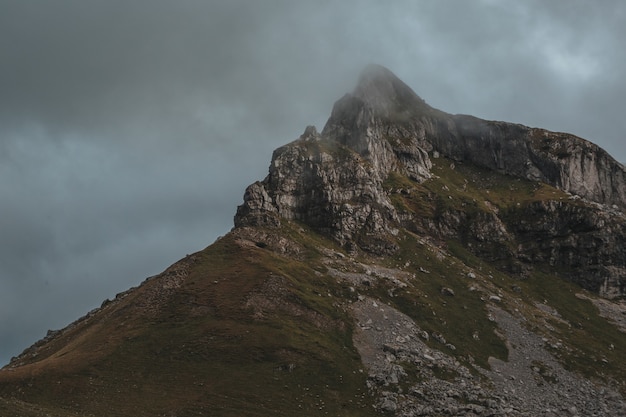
[1,0,624,364]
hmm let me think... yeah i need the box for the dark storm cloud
[1,0,624,365]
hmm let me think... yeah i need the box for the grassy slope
[0,231,378,417]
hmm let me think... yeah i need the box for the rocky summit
[1,65,626,416]
[237,64,626,297]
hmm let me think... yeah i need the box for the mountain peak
[352,64,429,117]
[354,64,400,92]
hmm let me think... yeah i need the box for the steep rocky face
[235,125,402,253]
[506,199,626,297]
[446,116,626,210]
[235,66,441,254]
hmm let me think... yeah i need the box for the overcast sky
[1,0,625,365]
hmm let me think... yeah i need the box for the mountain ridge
[236,64,625,296]
[1,65,625,416]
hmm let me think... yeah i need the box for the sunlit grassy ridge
[0,227,381,417]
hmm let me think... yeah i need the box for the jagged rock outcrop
[235,66,441,253]
[235,125,404,254]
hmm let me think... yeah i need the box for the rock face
[236,64,626,297]
[506,200,626,297]
[235,124,401,253]
[444,116,626,210]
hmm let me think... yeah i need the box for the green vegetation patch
[361,231,509,370]
[516,270,626,390]
[0,229,379,417]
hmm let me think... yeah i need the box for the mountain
[1,65,625,416]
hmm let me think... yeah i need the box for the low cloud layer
[1,0,624,365]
